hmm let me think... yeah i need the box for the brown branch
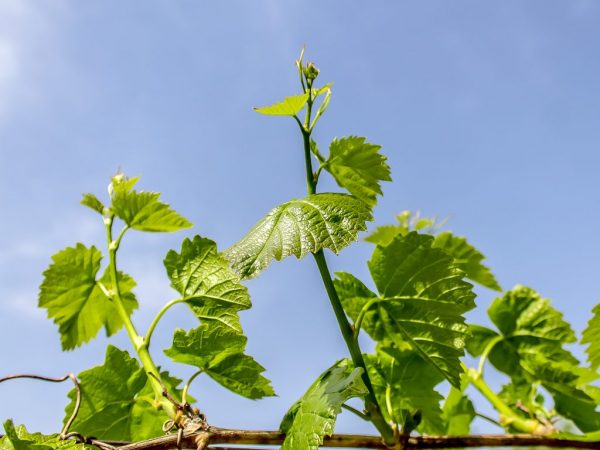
[0,372,81,439]
[109,428,600,450]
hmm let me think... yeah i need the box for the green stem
[105,217,176,418]
[182,370,203,405]
[313,251,395,444]
[144,298,185,348]
[465,367,544,434]
[353,297,381,340]
[341,403,370,422]
[477,335,503,375]
[298,72,395,445]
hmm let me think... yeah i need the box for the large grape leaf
[582,303,600,370]
[468,286,600,432]
[164,323,274,399]
[165,235,252,332]
[254,93,309,116]
[38,244,138,350]
[63,346,186,441]
[322,136,391,206]
[111,188,192,232]
[365,346,444,433]
[1,421,86,450]
[338,232,475,387]
[224,193,372,279]
[279,360,367,450]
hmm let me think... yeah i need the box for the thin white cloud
[0,0,66,123]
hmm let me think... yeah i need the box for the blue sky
[1,0,599,437]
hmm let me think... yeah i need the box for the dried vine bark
[106,428,600,450]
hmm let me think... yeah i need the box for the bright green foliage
[582,304,600,370]
[363,224,402,246]
[165,323,274,399]
[111,189,192,232]
[1,421,87,450]
[365,211,442,246]
[38,244,138,350]
[442,385,475,435]
[224,193,372,279]
[279,360,367,450]
[163,236,273,399]
[365,212,500,291]
[499,379,550,425]
[64,346,182,441]
[338,232,475,387]
[130,370,193,441]
[322,136,391,206]
[365,346,444,433]
[164,235,252,332]
[468,286,600,432]
[80,193,104,215]
[432,232,501,291]
[254,93,309,116]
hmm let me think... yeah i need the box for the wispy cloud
[0,0,66,123]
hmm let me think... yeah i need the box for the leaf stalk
[105,217,177,418]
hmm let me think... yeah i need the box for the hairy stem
[105,218,176,418]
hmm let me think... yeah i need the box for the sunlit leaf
[254,93,309,116]
[165,235,251,332]
[112,189,192,232]
[582,303,600,370]
[366,346,444,433]
[80,193,104,215]
[280,360,367,450]
[433,232,501,291]
[341,232,475,387]
[64,346,183,441]
[38,244,138,350]
[1,421,86,450]
[225,193,372,279]
[323,136,391,206]
[164,323,274,399]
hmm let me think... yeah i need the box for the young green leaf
[111,189,192,232]
[164,323,274,399]
[582,303,600,370]
[433,232,502,291]
[442,386,475,435]
[351,232,474,387]
[1,421,86,450]
[279,360,367,450]
[164,235,252,333]
[321,137,391,207]
[470,286,600,432]
[364,224,404,246]
[80,193,105,215]
[38,244,138,350]
[64,346,182,441]
[224,193,372,279]
[254,93,309,116]
[365,346,445,433]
